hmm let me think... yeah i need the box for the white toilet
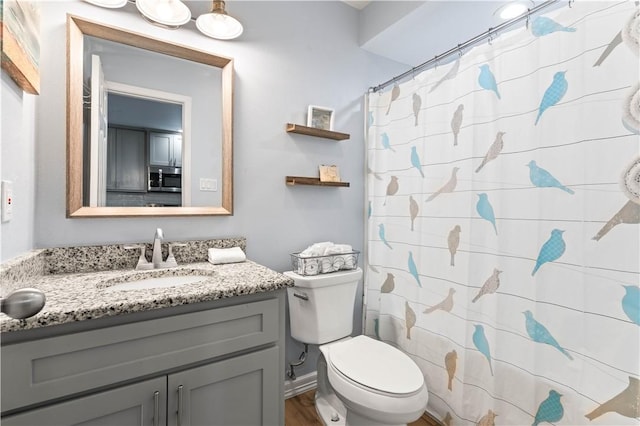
[285,268,428,426]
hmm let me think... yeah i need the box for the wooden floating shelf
[286,176,350,187]
[286,123,350,141]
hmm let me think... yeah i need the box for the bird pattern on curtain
[365,1,639,425]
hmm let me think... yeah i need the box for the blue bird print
[478,65,501,99]
[408,251,422,287]
[523,311,573,360]
[410,146,424,178]
[472,324,494,376]
[378,224,392,250]
[476,193,498,235]
[373,318,380,340]
[531,16,576,37]
[381,132,395,152]
[535,71,568,125]
[368,201,372,220]
[532,390,564,426]
[622,285,640,325]
[368,111,374,129]
[527,160,574,194]
[532,229,566,276]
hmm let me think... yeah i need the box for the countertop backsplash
[0,250,47,292]
[42,237,247,275]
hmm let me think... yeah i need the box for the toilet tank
[284,268,363,345]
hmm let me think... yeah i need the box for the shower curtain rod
[369,0,562,93]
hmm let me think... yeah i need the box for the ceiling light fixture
[196,0,244,40]
[494,1,534,20]
[135,0,191,29]
[83,0,128,8]
[82,0,244,40]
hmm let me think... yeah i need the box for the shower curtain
[364,1,639,425]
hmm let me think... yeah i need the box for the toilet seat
[328,335,424,395]
[322,336,428,424]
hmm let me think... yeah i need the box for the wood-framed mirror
[67,15,233,217]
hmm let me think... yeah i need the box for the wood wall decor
[1,0,40,94]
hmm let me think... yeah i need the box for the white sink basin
[106,275,207,291]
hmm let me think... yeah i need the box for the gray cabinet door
[150,132,172,166]
[150,132,181,167]
[167,346,280,426]
[2,377,166,426]
[107,127,146,191]
[172,135,182,167]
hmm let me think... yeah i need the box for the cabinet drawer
[1,298,279,413]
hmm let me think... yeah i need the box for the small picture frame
[319,164,340,182]
[307,105,334,130]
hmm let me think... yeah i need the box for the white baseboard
[284,371,317,399]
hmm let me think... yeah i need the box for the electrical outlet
[1,181,14,223]
[199,178,218,192]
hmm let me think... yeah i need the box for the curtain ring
[434,55,439,70]
[568,0,574,7]
[457,44,462,57]
[526,12,530,29]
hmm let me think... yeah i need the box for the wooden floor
[285,390,441,426]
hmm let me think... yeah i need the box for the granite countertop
[0,239,294,333]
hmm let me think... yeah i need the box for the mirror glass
[67,15,233,217]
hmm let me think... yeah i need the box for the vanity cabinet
[107,127,147,192]
[150,132,182,167]
[2,348,279,426]
[1,292,285,425]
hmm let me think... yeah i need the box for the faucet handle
[124,245,153,270]
[155,228,164,240]
[164,243,187,268]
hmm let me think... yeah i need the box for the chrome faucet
[125,228,185,270]
[151,228,164,268]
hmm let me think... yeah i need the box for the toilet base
[314,343,417,426]
[315,391,346,426]
[315,350,347,425]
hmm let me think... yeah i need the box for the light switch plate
[1,181,13,223]
[199,178,217,192]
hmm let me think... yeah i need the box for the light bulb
[196,12,243,40]
[136,0,191,27]
[83,0,127,8]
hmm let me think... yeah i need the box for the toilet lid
[328,335,424,394]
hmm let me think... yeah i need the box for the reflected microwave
[148,166,182,192]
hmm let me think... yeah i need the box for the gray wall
[1,1,406,378]
[1,73,37,261]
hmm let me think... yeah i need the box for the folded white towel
[208,247,246,265]
[323,244,353,255]
[300,258,320,275]
[299,242,355,258]
[299,241,334,258]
